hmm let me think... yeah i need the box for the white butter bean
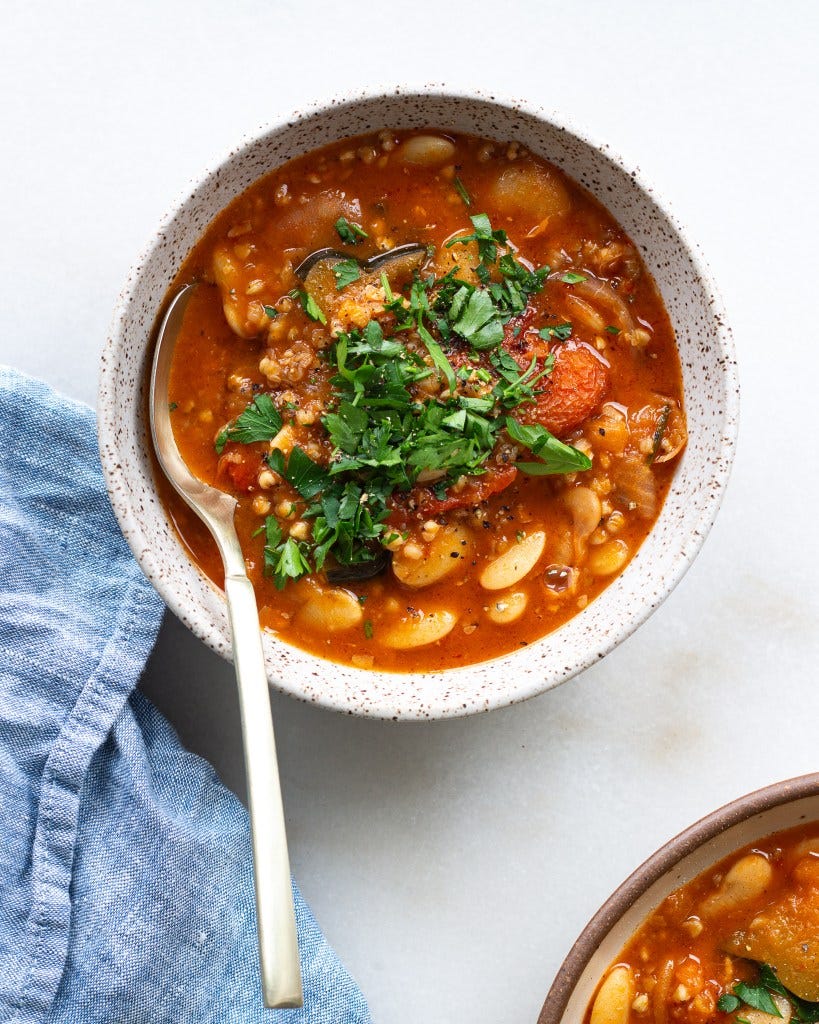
[382,609,456,649]
[701,853,773,917]
[590,966,634,1024]
[479,531,546,591]
[486,591,528,624]
[587,539,629,577]
[296,587,363,632]
[392,525,472,589]
[399,135,456,166]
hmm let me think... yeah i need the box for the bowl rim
[98,83,740,719]
[537,771,819,1024]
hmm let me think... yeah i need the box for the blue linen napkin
[0,367,371,1023]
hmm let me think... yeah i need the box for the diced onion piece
[614,457,657,519]
[571,275,636,335]
[566,293,607,333]
[490,161,571,224]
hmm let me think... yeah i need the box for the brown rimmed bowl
[98,85,739,720]
[537,773,819,1024]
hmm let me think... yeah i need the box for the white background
[3,2,819,1021]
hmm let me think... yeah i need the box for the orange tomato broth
[158,129,686,672]
[584,823,819,1024]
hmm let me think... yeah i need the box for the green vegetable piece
[214,393,283,454]
[538,322,572,342]
[505,417,592,474]
[453,177,471,206]
[297,289,327,324]
[335,217,368,244]
[333,259,361,290]
[734,982,783,1017]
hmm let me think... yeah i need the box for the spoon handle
[224,570,303,1008]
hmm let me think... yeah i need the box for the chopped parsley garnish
[333,259,361,290]
[559,271,587,284]
[263,304,278,319]
[446,212,508,265]
[223,212,594,587]
[296,289,327,324]
[335,216,368,244]
[505,418,592,475]
[258,517,313,590]
[718,964,819,1023]
[648,404,671,464]
[605,324,620,335]
[453,176,471,206]
[168,401,178,412]
[733,983,782,1017]
[215,393,283,454]
[538,322,572,342]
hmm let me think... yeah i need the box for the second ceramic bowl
[98,86,738,719]
[538,773,819,1024]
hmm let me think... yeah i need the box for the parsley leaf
[333,259,361,290]
[335,217,368,244]
[733,983,782,1017]
[296,289,327,324]
[453,177,471,206]
[259,517,313,589]
[263,304,278,319]
[757,965,819,1023]
[539,322,572,342]
[418,322,457,392]
[445,212,508,265]
[605,325,620,335]
[718,995,741,1013]
[450,288,504,350]
[267,445,328,500]
[214,394,282,454]
[505,417,592,475]
[559,271,587,284]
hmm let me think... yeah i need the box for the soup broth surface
[161,129,686,671]
[585,823,819,1024]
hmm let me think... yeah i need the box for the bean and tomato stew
[586,825,819,1024]
[160,129,687,671]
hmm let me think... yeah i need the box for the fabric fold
[0,367,370,1023]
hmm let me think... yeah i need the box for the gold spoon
[149,283,302,1009]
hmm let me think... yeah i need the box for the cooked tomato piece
[388,464,518,529]
[418,464,518,514]
[217,449,261,492]
[516,341,610,436]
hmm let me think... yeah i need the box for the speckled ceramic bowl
[537,773,819,1024]
[98,86,738,720]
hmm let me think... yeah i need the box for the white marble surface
[3,3,818,1021]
